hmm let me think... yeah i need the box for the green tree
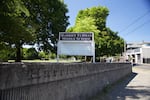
[0,42,16,61]
[25,0,69,53]
[0,42,10,61]
[97,28,124,57]
[49,53,56,59]
[38,51,46,59]
[0,0,69,62]
[67,17,100,43]
[67,6,124,58]
[0,0,35,62]
[38,51,50,59]
[23,48,38,60]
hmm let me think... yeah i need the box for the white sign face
[57,32,95,62]
[58,41,94,56]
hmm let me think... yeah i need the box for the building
[126,42,150,64]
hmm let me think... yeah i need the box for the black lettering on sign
[59,33,93,41]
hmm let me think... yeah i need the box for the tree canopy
[0,0,33,45]
[25,0,69,52]
[0,0,69,62]
[67,6,124,58]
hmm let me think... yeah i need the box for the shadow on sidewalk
[91,72,150,100]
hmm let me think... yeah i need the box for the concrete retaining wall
[0,63,132,100]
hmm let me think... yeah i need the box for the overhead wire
[120,10,150,36]
[124,18,150,37]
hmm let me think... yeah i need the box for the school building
[126,42,150,64]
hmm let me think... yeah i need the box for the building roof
[127,42,150,49]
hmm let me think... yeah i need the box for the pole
[57,42,59,63]
[124,40,126,62]
[93,42,95,63]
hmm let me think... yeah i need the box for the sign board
[59,33,93,41]
[57,32,95,62]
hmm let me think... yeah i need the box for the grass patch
[8,59,81,63]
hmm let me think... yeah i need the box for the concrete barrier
[0,62,132,100]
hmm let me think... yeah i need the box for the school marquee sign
[57,32,95,62]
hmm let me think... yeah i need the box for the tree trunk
[15,45,22,62]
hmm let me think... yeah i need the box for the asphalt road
[135,64,150,70]
[92,64,150,100]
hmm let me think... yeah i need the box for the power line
[120,10,150,34]
[124,18,150,37]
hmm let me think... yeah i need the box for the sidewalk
[92,66,150,100]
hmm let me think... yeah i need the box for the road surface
[92,64,150,100]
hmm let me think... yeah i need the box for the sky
[64,0,150,43]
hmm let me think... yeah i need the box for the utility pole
[124,41,126,53]
[124,40,126,62]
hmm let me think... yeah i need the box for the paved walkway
[92,65,150,100]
